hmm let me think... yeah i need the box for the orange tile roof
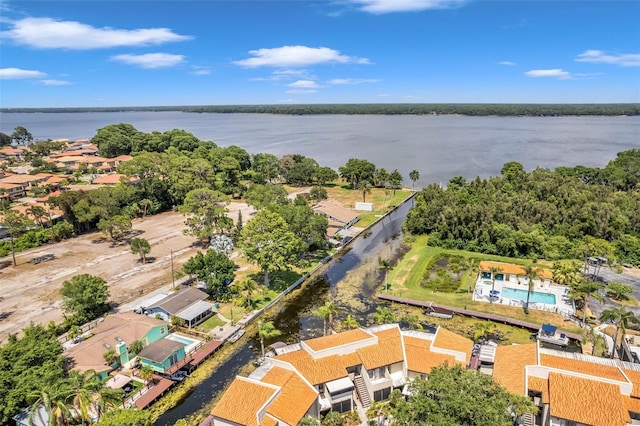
[405,345,458,374]
[540,354,626,382]
[357,337,404,370]
[478,261,553,280]
[259,415,278,426]
[212,377,278,426]
[622,368,640,398]
[0,174,48,184]
[432,327,473,362]
[91,174,138,185]
[625,396,640,414]
[527,376,549,404]
[275,350,348,385]
[262,367,317,425]
[548,372,630,426]
[303,328,373,352]
[0,181,21,189]
[493,344,538,395]
[340,351,362,368]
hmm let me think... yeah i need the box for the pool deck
[473,278,575,317]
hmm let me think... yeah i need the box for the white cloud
[234,45,370,68]
[2,17,191,49]
[39,79,70,86]
[498,61,516,66]
[327,78,379,85]
[286,89,318,94]
[349,0,466,14]
[525,69,572,79]
[191,66,211,75]
[0,67,47,79]
[111,53,185,69]
[288,80,320,88]
[576,50,640,67]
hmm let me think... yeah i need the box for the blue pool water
[167,334,198,346]
[502,287,556,305]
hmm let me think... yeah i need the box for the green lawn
[199,315,226,332]
[387,235,584,335]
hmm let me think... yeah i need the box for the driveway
[585,264,640,319]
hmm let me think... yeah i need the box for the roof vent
[103,343,111,349]
[115,336,123,342]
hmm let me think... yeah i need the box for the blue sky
[1,0,639,107]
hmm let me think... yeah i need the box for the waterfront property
[144,287,215,327]
[312,199,360,238]
[211,323,473,425]
[473,261,575,317]
[212,323,640,426]
[64,313,169,379]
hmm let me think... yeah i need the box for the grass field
[387,235,584,335]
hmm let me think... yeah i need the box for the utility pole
[170,249,175,289]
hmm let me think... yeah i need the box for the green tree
[314,166,338,187]
[252,153,280,183]
[388,169,403,195]
[183,249,236,297]
[60,274,110,321]
[97,214,132,241]
[379,257,392,292]
[239,209,303,287]
[66,369,102,423]
[570,279,605,327]
[473,321,496,342]
[180,188,232,243]
[258,320,281,359]
[130,237,151,264]
[92,123,140,157]
[341,314,360,331]
[26,205,48,228]
[314,305,330,336]
[94,408,153,426]
[1,209,33,266]
[308,186,328,203]
[409,169,420,190]
[489,266,503,305]
[298,417,320,426]
[373,306,396,324]
[0,132,11,146]
[129,340,143,355]
[551,260,583,286]
[322,300,340,334]
[523,265,541,314]
[11,125,33,145]
[600,306,640,358]
[392,364,536,425]
[357,179,372,203]
[338,158,376,189]
[606,282,634,301]
[27,382,71,426]
[139,366,154,388]
[321,411,343,426]
[245,183,289,210]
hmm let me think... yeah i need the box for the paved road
[585,265,640,319]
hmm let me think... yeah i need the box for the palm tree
[314,305,330,336]
[473,321,496,343]
[373,306,396,325]
[409,169,420,191]
[139,365,154,389]
[66,369,101,424]
[523,265,541,314]
[569,279,605,328]
[258,320,281,359]
[28,382,71,426]
[342,314,360,330]
[243,279,258,309]
[582,327,599,357]
[92,386,122,421]
[323,300,340,334]
[489,266,503,305]
[357,179,372,202]
[461,257,479,295]
[600,306,640,359]
[26,205,47,228]
[379,258,392,292]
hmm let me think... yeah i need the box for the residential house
[312,200,359,238]
[211,324,472,425]
[0,146,26,161]
[65,313,169,380]
[137,339,187,374]
[0,181,25,200]
[478,260,554,286]
[145,287,215,327]
[91,173,140,186]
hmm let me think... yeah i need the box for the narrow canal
[154,195,415,426]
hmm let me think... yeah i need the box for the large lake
[1,112,638,187]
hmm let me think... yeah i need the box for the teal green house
[138,339,187,373]
[66,313,170,380]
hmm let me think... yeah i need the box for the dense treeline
[404,150,640,265]
[2,103,639,116]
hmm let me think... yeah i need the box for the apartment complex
[212,324,640,426]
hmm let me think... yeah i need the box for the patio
[473,275,575,318]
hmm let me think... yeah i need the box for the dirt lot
[0,203,255,343]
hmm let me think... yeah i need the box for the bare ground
[0,203,255,343]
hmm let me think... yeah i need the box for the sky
[0,0,639,107]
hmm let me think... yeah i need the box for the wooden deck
[166,339,224,374]
[133,375,175,409]
[376,293,583,341]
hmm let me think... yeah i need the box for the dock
[133,375,175,409]
[376,293,582,341]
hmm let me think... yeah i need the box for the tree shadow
[0,260,11,270]
[0,311,14,321]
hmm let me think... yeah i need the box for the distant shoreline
[1,103,639,116]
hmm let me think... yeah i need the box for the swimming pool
[502,287,556,305]
[167,335,197,346]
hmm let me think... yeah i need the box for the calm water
[1,112,638,187]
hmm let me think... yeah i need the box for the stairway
[354,376,371,409]
[521,412,535,426]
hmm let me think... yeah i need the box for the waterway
[153,196,414,425]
